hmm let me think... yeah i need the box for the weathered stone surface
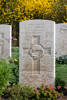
[19,20,55,87]
[56,24,67,57]
[0,24,12,58]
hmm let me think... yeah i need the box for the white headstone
[56,23,67,57]
[0,24,12,58]
[19,20,55,87]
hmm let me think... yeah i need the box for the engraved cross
[23,35,51,74]
[28,35,44,74]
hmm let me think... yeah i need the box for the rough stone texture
[19,20,55,87]
[0,24,12,58]
[56,24,67,57]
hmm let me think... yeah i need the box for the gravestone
[19,20,55,87]
[0,25,12,58]
[56,24,67,57]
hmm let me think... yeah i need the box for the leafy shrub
[0,59,11,95]
[0,47,19,96]
[22,85,34,100]
[9,47,19,84]
[9,58,19,84]
[56,55,67,64]
[2,84,34,100]
[2,84,23,100]
[12,47,19,59]
[56,77,65,91]
[32,83,63,100]
[2,83,63,100]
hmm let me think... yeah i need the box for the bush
[12,47,19,59]
[2,84,23,100]
[32,83,63,100]
[2,83,63,100]
[2,84,34,100]
[0,59,11,95]
[56,78,65,91]
[9,47,19,84]
[56,55,67,64]
[52,0,66,23]
[9,58,19,84]
[0,47,19,96]
[22,85,34,100]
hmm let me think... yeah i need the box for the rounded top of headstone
[20,19,55,24]
[0,24,11,28]
[56,23,67,29]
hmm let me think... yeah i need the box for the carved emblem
[23,35,51,73]
[29,35,44,60]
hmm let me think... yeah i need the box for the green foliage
[22,85,34,100]
[56,63,67,85]
[9,47,19,84]
[2,83,63,100]
[0,47,19,97]
[56,77,65,90]
[0,0,66,24]
[0,59,11,95]
[56,55,67,64]
[0,0,54,24]
[52,0,66,23]
[2,84,34,100]
[32,83,63,100]
[9,59,19,84]
[0,48,19,95]
[2,84,23,100]
[12,47,19,59]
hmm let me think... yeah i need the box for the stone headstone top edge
[20,19,55,24]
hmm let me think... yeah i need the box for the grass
[12,47,19,59]
[12,47,67,85]
[56,63,67,85]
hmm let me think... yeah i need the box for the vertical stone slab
[0,25,12,58]
[56,24,67,57]
[19,20,55,87]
